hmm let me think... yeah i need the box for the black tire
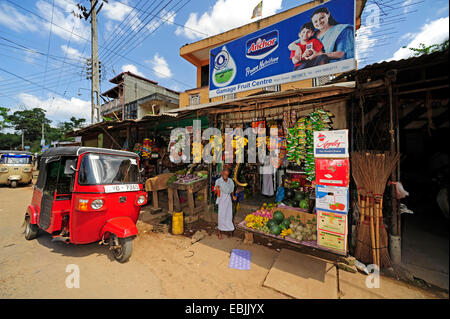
[24,216,39,240]
[112,236,133,263]
[11,181,17,188]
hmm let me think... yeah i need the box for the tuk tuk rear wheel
[24,216,39,240]
[112,236,133,263]
[11,181,17,188]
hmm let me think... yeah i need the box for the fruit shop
[168,86,354,255]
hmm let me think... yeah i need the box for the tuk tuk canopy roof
[0,150,33,156]
[40,147,139,159]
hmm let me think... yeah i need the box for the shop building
[100,71,179,120]
[178,0,367,108]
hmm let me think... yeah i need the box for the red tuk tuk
[24,147,147,263]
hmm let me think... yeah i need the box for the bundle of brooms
[351,151,400,268]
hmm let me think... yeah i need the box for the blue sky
[0,0,448,125]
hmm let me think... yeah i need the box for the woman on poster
[307,7,354,63]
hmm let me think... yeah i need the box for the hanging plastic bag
[391,181,409,199]
[276,186,285,203]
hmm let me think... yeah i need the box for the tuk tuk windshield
[0,154,32,164]
[78,153,139,185]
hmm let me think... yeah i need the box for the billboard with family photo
[209,0,356,98]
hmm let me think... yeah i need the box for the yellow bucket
[172,211,184,235]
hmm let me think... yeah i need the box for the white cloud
[101,1,175,37]
[17,93,90,124]
[121,64,145,77]
[175,0,283,40]
[403,0,413,14]
[390,16,449,61]
[102,0,133,21]
[35,0,90,42]
[61,45,86,61]
[0,2,40,33]
[0,1,89,43]
[146,54,173,79]
[24,51,40,64]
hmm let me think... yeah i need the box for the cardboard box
[317,209,347,235]
[271,207,316,225]
[315,185,349,213]
[313,130,349,158]
[317,229,347,253]
[315,158,350,187]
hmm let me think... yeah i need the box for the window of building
[222,93,236,101]
[190,94,200,106]
[200,65,209,87]
[263,85,281,92]
[313,75,336,87]
[124,102,137,119]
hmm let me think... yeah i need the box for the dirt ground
[0,185,285,299]
[0,185,447,299]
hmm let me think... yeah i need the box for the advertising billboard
[209,0,356,98]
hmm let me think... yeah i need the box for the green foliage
[403,39,449,57]
[0,107,11,130]
[0,107,86,151]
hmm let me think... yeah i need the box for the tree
[7,108,51,142]
[0,133,21,149]
[0,107,11,130]
[404,39,449,57]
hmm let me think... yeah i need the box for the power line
[5,0,192,89]
[105,0,191,74]
[100,0,163,64]
[42,0,56,97]
[0,66,68,97]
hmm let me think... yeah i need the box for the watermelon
[299,199,309,209]
[270,224,281,235]
[285,189,294,199]
[267,219,278,229]
[281,219,291,229]
[294,191,305,202]
[273,211,285,224]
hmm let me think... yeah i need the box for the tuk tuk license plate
[104,184,140,193]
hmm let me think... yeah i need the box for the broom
[351,152,372,263]
[373,152,400,268]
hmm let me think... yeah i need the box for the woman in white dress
[214,168,236,239]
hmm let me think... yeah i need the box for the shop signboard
[315,185,349,213]
[313,129,349,158]
[315,158,350,187]
[209,0,356,98]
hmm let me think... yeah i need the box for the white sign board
[315,185,349,214]
[313,130,349,158]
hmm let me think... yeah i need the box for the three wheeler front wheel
[24,216,39,240]
[112,236,133,263]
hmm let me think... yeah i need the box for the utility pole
[90,0,100,124]
[21,130,24,150]
[73,0,106,124]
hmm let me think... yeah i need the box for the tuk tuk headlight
[23,167,32,173]
[0,167,8,172]
[137,195,146,205]
[91,199,104,210]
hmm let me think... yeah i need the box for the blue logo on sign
[246,30,279,60]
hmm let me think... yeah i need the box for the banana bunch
[192,142,203,163]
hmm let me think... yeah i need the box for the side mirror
[64,159,77,175]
